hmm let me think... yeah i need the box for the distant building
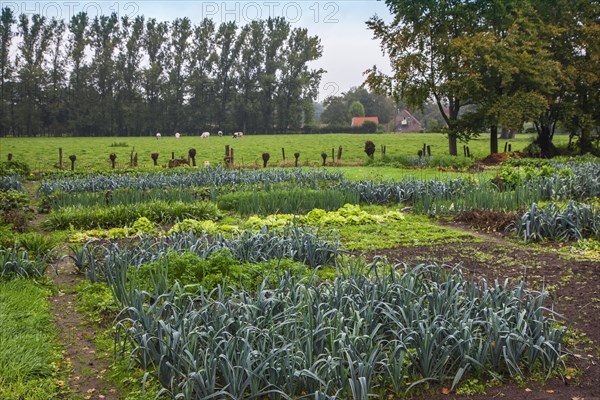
[388,110,422,133]
[351,116,379,127]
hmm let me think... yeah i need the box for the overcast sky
[6,1,393,100]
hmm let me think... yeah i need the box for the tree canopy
[0,10,324,136]
[320,87,396,126]
[366,0,600,156]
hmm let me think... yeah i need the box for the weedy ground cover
[0,280,67,400]
[0,133,568,172]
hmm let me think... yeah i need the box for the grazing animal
[217,131,223,137]
[232,131,244,138]
[156,132,161,139]
[168,158,190,168]
[175,132,180,139]
[201,131,210,139]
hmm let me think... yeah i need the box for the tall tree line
[0,10,324,136]
[366,0,600,156]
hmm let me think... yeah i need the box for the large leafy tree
[188,18,217,132]
[0,7,15,136]
[1,13,323,136]
[67,12,91,135]
[320,95,350,126]
[143,18,169,134]
[366,0,480,155]
[259,18,289,133]
[542,0,600,155]
[115,15,144,136]
[453,1,559,154]
[16,14,54,136]
[45,18,67,135]
[165,17,192,133]
[90,13,120,136]
[235,21,265,133]
[276,27,324,131]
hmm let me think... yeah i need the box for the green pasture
[0,133,568,173]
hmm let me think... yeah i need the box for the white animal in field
[217,131,223,137]
[201,131,210,138]
[175,132,180,139]
[232,131,244,138]
[156,132,161,139]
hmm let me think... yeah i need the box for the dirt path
[364,228,600,400]
[48,259,120,400]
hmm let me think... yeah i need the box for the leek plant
[513,201,600,242]
[112,262,565,399]
[217,189,359,215]
[45,201,221,230]
[0,247,47,279]
[0,176,23,191]
[39,167,345,195]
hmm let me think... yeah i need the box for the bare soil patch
[48,260,120,400]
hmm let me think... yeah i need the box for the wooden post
[331,147,334,162]
[504,142,508,153]
[508,144,512,152]
[133,153,138,167]
[463,145,467,157]
[7,153,12,161]
[225,145,230,157]
[230,148,234,167]
[337,146,342,161]
[130,146,135,167]
[281,147,285,161]
[427,145,431,157]
[58,148,63,169]
[171,152,175,160]
[466,146,471,158]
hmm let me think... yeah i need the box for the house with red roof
[351,116,379,127]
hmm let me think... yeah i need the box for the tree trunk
[448,134,458,156]
[535,124,558,158]
[490,125,498,154]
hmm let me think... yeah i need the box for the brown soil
[48,260,120,400]
[362,230,600,400]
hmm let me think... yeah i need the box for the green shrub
[0,190,30,214]
[0,160,30,177]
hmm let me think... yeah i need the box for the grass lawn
[0,132,569,173]
[0,280,66,400]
